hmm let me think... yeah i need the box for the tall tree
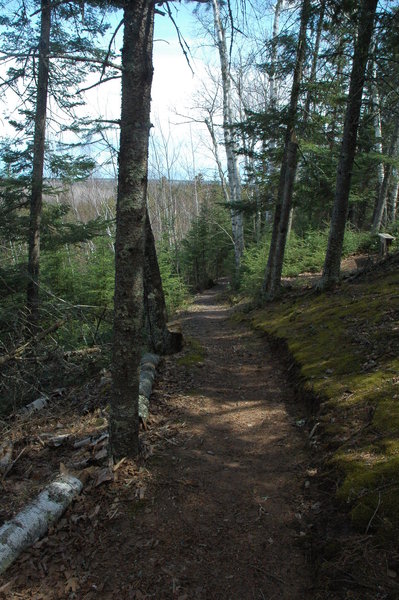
[321,0,378,288]
[111,0,154,459]
[372,120,399,231]
[1,0,114,326]
[211,0,244,273]
[26,0,51,327]
[262,0,311,299]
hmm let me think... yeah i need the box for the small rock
[387,569,397,579]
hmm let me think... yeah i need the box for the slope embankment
[245,253,399,597]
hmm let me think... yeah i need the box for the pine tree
[111,0,155,459]
[321,0,378,288]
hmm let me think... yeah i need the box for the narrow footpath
[1,282,313,599]
[114,281,313,599]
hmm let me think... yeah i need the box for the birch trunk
[372,121,399,231]
[371,55,385,201]
[27,0,51,327]
[0,475,82,575]
[211,0,244,272]
[111,0,154,459]
[389,169,399,222]
[322,0,378,288]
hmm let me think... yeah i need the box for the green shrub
[157,241,189,316]
[239,228,378,297]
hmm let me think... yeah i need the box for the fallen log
[18,395,48,417]
[0,474,83,575]
[138,353,160,422]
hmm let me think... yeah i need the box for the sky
[0,0,275,181]
[86,3,218,179]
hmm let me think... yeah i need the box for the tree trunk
[111,0,154,460]
[143,209,183,355]
[211,0,244,273]
[269,0,283,110]
[263,0,284,229]
[26,0,51,327]
[205,116,230,206]
[262,0,311,298]
[321,0,378,288]
[372,121,399,231]
[0,475,82,575]
[268,139,299,297]
[389,169,399,222]
[370,51,385,218]
[303,0,326,120]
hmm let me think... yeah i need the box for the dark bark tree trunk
[321,0,378,288]
[268,138,299,298]
[143,209,182,355]
[111,0,154,460]
[26,0,51,327]
[262,0,311,299]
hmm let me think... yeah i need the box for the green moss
[177,336,206,367]
[248,262,399,539]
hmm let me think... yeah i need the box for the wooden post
[378,233,395,257]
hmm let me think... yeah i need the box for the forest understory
[1,272,398,600]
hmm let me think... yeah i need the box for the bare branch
[78,74,121,93]
[165,2,194,76]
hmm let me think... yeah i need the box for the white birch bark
[211,0,244,271]
[0,475,83,575]
[373,121,399,231]
[138,353,160,421]
[389,169,399,222]
[371,56,385,192]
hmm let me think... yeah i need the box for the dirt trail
[1,281,312,599]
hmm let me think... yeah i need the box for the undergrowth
[239,228,380,297]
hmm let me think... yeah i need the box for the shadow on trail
[138,281,312,599]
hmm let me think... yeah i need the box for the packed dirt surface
[0,281,313,599]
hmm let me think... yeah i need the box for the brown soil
[0,281,314,599]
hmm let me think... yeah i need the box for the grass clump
[177,336,206,367]
[248,255,399,539]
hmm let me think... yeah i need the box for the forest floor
[0,280,317,599]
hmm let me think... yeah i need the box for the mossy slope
[250,256,399,539]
